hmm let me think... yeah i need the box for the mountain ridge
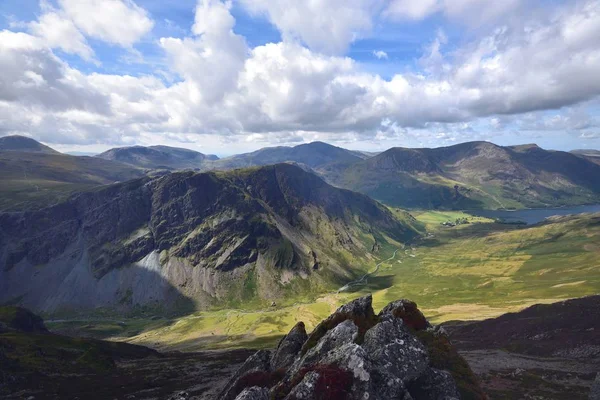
[97,145,219,170]
[0,135,59,154]
[0,163,416,315]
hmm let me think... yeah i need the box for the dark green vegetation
[0,306,255,400]
[97,144,219,170]
[0,306,157,390]
[0,137,145,211]
[330,141,600,209]
[0,163,417,316]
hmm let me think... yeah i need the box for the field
[48,211,600,351]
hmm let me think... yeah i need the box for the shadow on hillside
[163,333,286,352]
[4,262,197,342]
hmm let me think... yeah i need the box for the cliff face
[0,164,416,314]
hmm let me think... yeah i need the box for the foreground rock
[217,295,486,400]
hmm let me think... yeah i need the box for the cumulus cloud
[160,0,247,104]
[0,30,109,113]
[57,0,154,47]
[28,11,95,61]
[239,0,382,54]
[1,0,600,151]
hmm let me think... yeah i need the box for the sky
[1,0,600,156]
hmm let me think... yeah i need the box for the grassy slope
[333,142,600,210]
[0,152,145,211]
[48,212,600,351]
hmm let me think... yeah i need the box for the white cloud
[373,50,388,59]
[384,0,440,20]
[385,0,523,25]
[1,0,600,152]
[0,30,109,113]
[58,0,154,47]
[160,0,247,104]
[239,0,382,54]
[28,11,95,61]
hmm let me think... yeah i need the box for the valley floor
[48,211,600,352]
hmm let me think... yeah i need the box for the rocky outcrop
[218,295,486,400]
[271,322,308,371]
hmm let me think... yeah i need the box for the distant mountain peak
[0,135,59,154]
[97,144,218,169]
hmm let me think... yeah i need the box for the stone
[216,296,482,400]
[218,350,272,400]
[363,317,429,384]
[408,368,460,400]
[300,295,377,355]
[234,387,269,400]
[379,299,430,331]
[271,322,308,371]
[283,371,320,400]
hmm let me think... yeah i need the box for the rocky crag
[0,164,416,314]
[216,294,486,400]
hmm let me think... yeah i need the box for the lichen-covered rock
[408,368,460,400]
[379,299,430,331]
[272,322,308,371]
[300,295,377,355]
[283,371,320,400]
[234,386,270,400]
[218,296,484,400]
[363,317,429,384]
[290,320,358,377]
[219,350,272,400]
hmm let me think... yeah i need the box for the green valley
[47,211,600,351]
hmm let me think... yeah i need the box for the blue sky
[0,0,599,155]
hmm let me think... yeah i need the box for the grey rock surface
[408,368,460,400]
[216,294,482,400]
[271,321,308,371]
[363,317,429,383]
[234,386,270,400]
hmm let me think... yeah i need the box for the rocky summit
[216,294,485,400]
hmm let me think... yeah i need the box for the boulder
[379,299,430,331]
[363,317,429,383]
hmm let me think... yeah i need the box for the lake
[468,204,600,225]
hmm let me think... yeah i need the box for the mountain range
[2,135,600,213]
[332,141,600,209]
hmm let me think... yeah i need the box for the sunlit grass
[50,212,600,351]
